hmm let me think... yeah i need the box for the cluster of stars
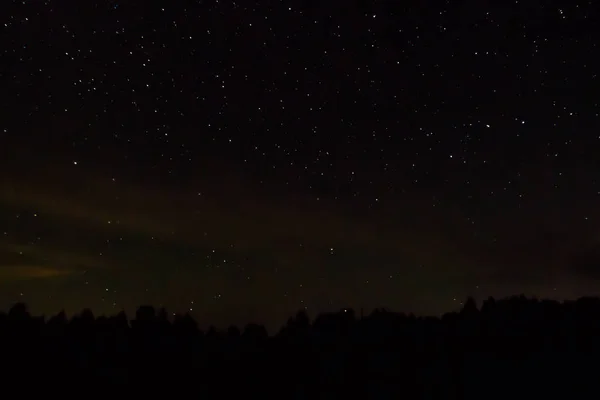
[1,0,599,324]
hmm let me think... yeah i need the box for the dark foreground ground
[3,296,600,398]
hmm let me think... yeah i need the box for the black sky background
[1,0,600,330]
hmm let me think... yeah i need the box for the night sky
[1,0,600,330]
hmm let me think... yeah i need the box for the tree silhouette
[0,296,599,396]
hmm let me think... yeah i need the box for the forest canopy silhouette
[3,295,600,397]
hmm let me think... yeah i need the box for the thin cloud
[1,174,467,255]
[0,243,107,270]
[0,264,78,281]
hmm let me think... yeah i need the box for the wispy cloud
[1,173,467,255]
[0,170,480,290]
[0,264,79,280]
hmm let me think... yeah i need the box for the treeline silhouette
[3,296,600,397]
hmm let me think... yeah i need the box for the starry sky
[1,0,600,330]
